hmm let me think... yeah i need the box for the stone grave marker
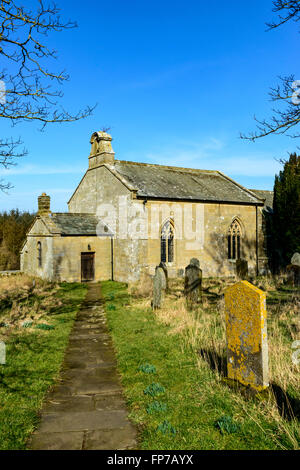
[159,262,169,293]
[152,266,166,310]
[177,269,184,278]
[291,252,300,267]
[184,258,202,309]
[0,341,6,365]
[224,280,269,391]
[236,258,248,280]
[290,253,300,287]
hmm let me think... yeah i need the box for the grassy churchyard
[0,273,299,450]
[0,274,87,450]
[102,276,300,450]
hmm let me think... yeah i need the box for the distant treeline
[0,210,35,270]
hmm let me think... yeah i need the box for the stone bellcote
[89,131,115,168]
[38,193,51,215]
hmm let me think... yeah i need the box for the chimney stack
[89,131,115,168]
[38,193,51,215]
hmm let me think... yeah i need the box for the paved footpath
[29,283,137,450]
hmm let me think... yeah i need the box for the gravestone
[157,266,166,291]
[184,258,202,309]
[224,281,269,391]
[152,266,166,310]
[236,258,248,280]
[291,253,300,287]
[287,253,300,287]
[177,269,184,278]
[159,262,169,293]
[291,252,300,267]
[0,341,6,365]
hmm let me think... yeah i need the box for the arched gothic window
[227,219,242,260]
[37,241,42,267]
[161,220,174,263]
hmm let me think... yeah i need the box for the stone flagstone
[28,283,137,450]
[224,280,269,391]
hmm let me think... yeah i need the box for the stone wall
[52,236,111,282]
[257,206,270,275]
[145,200,259,278]
[68,165,147,283]
[68,165,131,214]
[20,217,112,282]
[66,163,266,281]
[21,235,111,282]
[21,235,54,280]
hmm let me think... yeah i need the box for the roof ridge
[115,159,218,173]
[52,212,96,216]
[216,171,264,202]
[39,214,61,234]
[249,189,274,193]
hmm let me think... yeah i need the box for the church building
[20,131,273,283]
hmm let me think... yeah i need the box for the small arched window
[227,219,242,260]
[37,241,42,267]
[161,220,174,263]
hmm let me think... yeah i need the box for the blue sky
[1,0,299,212]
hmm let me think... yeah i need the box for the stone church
[20,131,273,283]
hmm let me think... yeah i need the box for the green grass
[102,280,300,450]
[0,282,87,450]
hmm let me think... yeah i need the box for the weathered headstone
[291,253,300,287]
[184,258,202,309]
[291,252,300,267]
[287,253,300,287]
[236,258,248,280]
[159,262,169,293]
[152,266,166,310]
[0,341,6,365]
[224,281,269,391]
[177,268,184,278]
[157,266,166,291]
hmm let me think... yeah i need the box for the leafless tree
[241,0,300,141]
[266,0,300,30]
[0,0,94,190]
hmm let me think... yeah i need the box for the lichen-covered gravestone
[152,266,166,310]
[224,281,269,391]
[236,258,248,280]
[184,258,202,309]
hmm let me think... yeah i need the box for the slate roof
[44,213,113,236]
[249,189,274,212]
[113,160,264,205]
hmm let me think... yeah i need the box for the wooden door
[81,252,95,282]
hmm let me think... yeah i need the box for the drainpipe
[111,237,114,281]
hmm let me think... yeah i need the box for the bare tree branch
[266,0,300,30]
[0,0,95,190]
[242,1,300,141]
[241,75,300,141]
